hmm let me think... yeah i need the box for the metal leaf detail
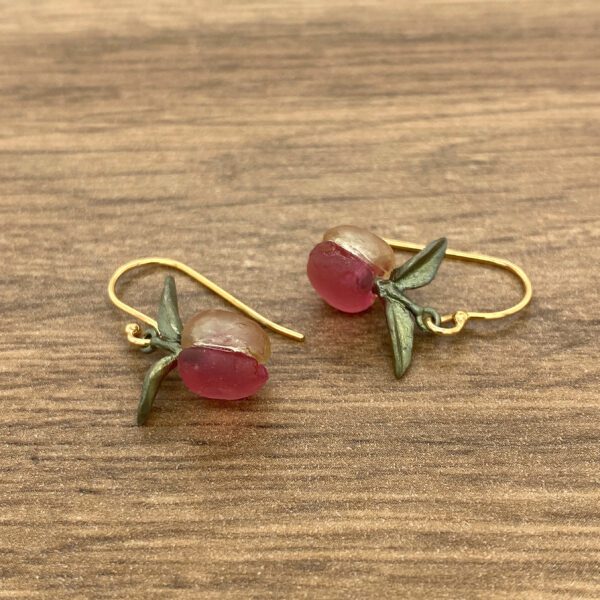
[383,298,415,378]
[157,275,183,342]
[391,237,448,290]
[137,354,178,425]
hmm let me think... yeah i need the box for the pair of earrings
[108,225,532,425]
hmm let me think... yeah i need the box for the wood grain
[1,1,599,598]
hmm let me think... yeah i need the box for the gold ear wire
[383,239,532,335]
[108,257,304,344]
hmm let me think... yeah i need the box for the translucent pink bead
[307,241,380,313]
[178,346,269,400]
[178,309,271,400]
[308,225,395,313]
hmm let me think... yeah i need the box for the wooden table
[2,1,599,598]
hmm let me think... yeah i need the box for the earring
[108,258,304,425]
[307,225,532,377]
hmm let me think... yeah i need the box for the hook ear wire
[108,257,304,342]
[383,239,533,335]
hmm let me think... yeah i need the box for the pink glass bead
[178,346,269,401]
[307,241,379,313]
[307,226,395,313]
[178,308,271,400]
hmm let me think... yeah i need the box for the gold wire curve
[383,239,533,336]
[108,257,305,344]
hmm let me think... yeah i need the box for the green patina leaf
[157,276,183,342]
[391,237,448,290]
[137,354,178,426]
[383,298,415,378]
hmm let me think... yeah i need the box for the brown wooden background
[1,1,599,598]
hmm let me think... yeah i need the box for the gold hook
[383,239,533,336]
[108,257,305,345]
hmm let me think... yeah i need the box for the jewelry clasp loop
[383,239,532,336]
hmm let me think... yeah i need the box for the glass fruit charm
[178,309,271,401]
[308,225,449,379]
[129,277,276,424]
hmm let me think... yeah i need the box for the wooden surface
[1,1,599,598]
